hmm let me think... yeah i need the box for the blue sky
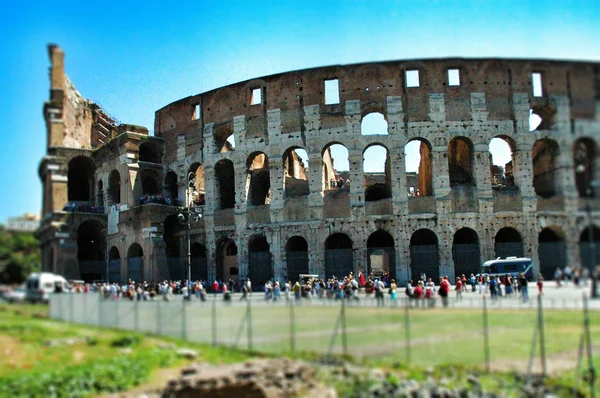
[0,0,598,222]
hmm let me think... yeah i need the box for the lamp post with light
[178,172,203,287]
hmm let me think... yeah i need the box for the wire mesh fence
[49,293,598,393]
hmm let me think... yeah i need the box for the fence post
[404,298,411,366]
[181,298,187,341]
[212,298,217,346]
[134,298,139,332]
[69,293,74,323]
[341,298,347,357]
[83,293,87,324]
[583,295,597,398]
[483,295,491,373]
[156,300,161,335]
[247,299,252,351]
[289,300,295,353]
[537,294,547,377]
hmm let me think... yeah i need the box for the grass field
[1,300,599,397]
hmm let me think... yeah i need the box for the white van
[25,272,70,303]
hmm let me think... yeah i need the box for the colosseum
[38,45,600,288]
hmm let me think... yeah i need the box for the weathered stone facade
[38,45,600,287]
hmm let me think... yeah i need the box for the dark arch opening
[248,236,272,289]
[538,226,566,280]
[140,170,160,196]
[164,170,178,200]
[283,147,309,197]
[247,152,271,206]
[108,246,120,283]
[494,227,523,258]
[109,170,121,204]
[324,233,353,280]
[77,220,105,282]
[126,243,144,283]
[285,236,308,283]
[448,137,474,187]
[325,233,352,250]
[452,228,481,278]
[367,230,395,278]
[97,180,104,206]
[532,138,559,198]
[215,159,235,209]
[191,243,208,282]
[573,138,596,198]
[139,141,162,163]
[68,156,95,202]
[216,237,238,285]
[410,229,439,282]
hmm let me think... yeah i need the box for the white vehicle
[25,272,70,303]
[481,257,533,280]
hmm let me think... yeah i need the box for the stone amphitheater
[38,45,600,287]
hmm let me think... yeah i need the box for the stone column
[432,144,451,213]
[349,150,365,219]
[474,145,494,213]
[513,143,536,213]
[309,225,325,278]
[268,157,284,222]
[307,154,324,218]
[394,225,410,285]
[271,227,283,282]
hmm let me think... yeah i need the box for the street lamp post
[179,172,202,289]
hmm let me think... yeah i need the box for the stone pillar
[513,143,536,213]
[394,225,410,285]
[307,154,324,218]
[271,227,283,282]
[389,147,408,215]
[438,227,454,280]
[236,232,249,282]
[234,161,248,220]
[432,144,451,213]
[474,145,494,213]
[309,225,325,278]
[268,157,284,222]
[348,150,365,218]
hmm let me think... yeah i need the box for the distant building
[5,213,41,233]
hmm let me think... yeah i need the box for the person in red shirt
[439,276,451,307]
[212,280,219,295]
[413,281,423,306]
[455,277,463,301]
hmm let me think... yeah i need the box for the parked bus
[481,257,533,280]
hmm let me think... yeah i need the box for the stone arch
[579,225,600,272]
[532,138,560,198]
[109,169,121,205]
[248,235,272,288]
[366,230,395,279]
[494,227,524,258]
[573,137,597,198]
[77,219,105,282]
[164,170,178,200]
[285,236,309,283]
[108,246,121,283]
[530,105,556,131]
[215,159,235,209]
[191,242,208,282]
[452,227,481,278]
[215,125,235,153]
[126,243,144,283]
[283,147,309,197]
[489,135,517,189]
[324,233,353,280]
[68,156,96,202]
[405,138,432,196]
[138,141,162,163]
[322,142,349,191]
[361,112,388,136]
[246,152,271,206]
[189,163,206,205]
[538,226,566,280]
[216,237,238,286]
[448,136,474,187]
[363,143,391,202]
[409,229,439,282]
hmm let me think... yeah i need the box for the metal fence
[49,294,598,395]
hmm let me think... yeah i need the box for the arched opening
[405,139,432,196]
[538,227,566,280]
[216,238,238,287]
[248,236,272,289]
[448,137,474,188]
[322,143,349,192]
[215,126,235,153]
[409,229,439,282]
[579,226,600,272]
[285,236,309,283]
[283,147,309,197]
[191,243,208,282]
[494,227,524,258]
[489,136,516,189]
[139,169,161,205]
[215,159,235,209]
[189,163,206,205]
[164,215,184,281]
[77,220,105,282]
[363,144,391,202]
[246,152,271,206]
[324,233,353,280]
[529,106,555,132]
[68,156,95,202]
[452,228,481,277]
[97,180,104,207]
[109,170,121,205]
[573,138,597,198]
[367,230,395,279]
[126,243,144,283]
[164,170,178,201]
[138,141,162,163]
[532,138,560,198]
[361,112,388,135]
[108,246,121,283]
